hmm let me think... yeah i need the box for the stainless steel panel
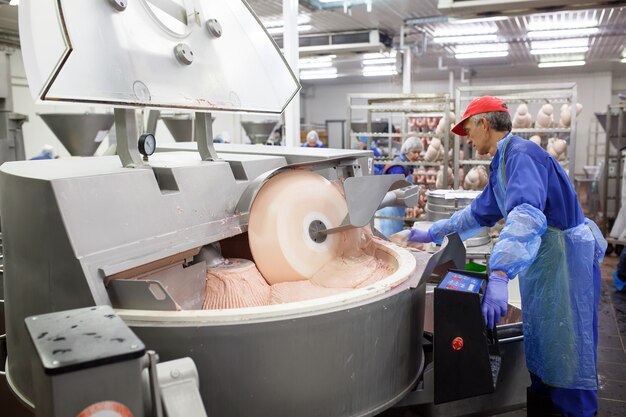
[128,284,425,417]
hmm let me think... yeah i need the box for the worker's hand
[408,228,433,243]
[482,271,509,329]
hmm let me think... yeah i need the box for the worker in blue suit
[30,144,56,160]
[376,135,423,237]
[355,136,383,175]
[612,248,626,291]
[393,96,606,417]
[301,130,324,148]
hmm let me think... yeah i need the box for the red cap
[451,96,508,136]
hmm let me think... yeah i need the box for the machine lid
[19,0,300,114]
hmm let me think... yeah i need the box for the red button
[452,337,464,351]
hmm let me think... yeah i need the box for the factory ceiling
[248,0,626,80]
[0,1,625,80]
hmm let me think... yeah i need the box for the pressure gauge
[138,133,156,157]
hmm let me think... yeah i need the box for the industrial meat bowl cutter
[0,147,431,417]
[0,1,526,416]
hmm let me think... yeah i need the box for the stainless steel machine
[1,1,527,416]
[38,113,114,156]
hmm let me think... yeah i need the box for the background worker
[30,144,56,160]
[393,96,606,417]
[301,130,324,148]
[355,136,384,175]
[376,135,423,236]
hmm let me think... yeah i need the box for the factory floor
[380,253,626,417]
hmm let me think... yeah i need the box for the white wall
[301,70,613,175]
[613,75,626,104]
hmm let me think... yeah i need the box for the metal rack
[346,93,454,224]
[454,83,578,188]
[346,93,454,185]
[599,103,626,236]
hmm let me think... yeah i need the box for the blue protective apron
[492,134,603,390]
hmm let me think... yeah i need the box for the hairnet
[306,130,319,142]
[41,144,55,158]
[401,136,423,155]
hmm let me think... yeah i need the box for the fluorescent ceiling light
[527,18,597,31]
[538,60,585,68]
[267,24,312,35]
[9,0,19,5]
[455,51,509,59]
[449,16,508,25]
[362,57,396,65]
[300,67,338,80]
[453,43,508,54]
[531,38,589,50]
[433,25,497,37]
[433,34,498,44]
[540,53,585,63]
[299,55,335,69]
[621,57,626,63]
[527,27,598,38]
[531,46,589,55]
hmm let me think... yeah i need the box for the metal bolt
[174,43,194,65]
[108,0,127,12]
[205,19,222,38]
[170,369,181,379]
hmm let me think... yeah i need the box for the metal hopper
[39,113,114,156]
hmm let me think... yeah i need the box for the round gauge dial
[138,133,156,157]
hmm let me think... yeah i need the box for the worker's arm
[426,166,506,244]
[489,152,548,278]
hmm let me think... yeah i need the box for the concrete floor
[380,253,626,417]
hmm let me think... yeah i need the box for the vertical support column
[569,85,577,182]
[114,108,144,168]
[617,108,624,208]
[0,52,13,112]
[283,0,300,147]
[402,32,412,94]
[146,110,160,136]
[346,95,352,149]
[443,97,450,189]
[195,112,219,161]
[603,105,612,234]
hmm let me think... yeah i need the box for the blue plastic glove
[482,272,509,329]
[408,228,433,243]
